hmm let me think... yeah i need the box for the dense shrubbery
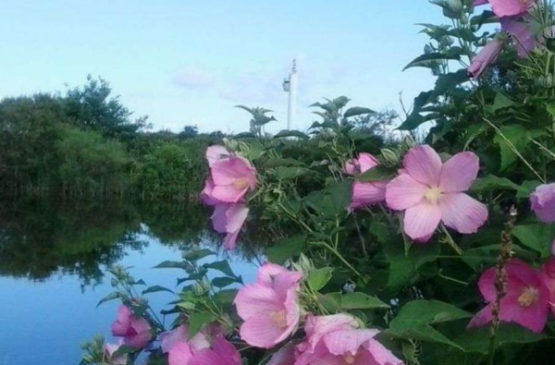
[79,1,555,364]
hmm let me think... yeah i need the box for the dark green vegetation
[0,76,222,198]
[0,197,214,283]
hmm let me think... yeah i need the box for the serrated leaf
[340,292,390,310]
[343,107,375,118]
[97,291,121,307]
[491,92,515,112]
[204,260,235,277]
[188,312,217,337]
[308,267,334,291]
[142,285,174,295]
[274,130,310,140]
[267,235,308,264]
[471,175,519,192]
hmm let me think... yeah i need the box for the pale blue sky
[0,0,446,133]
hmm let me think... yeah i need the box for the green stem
[441,225,463,255]
[312,241,365,282]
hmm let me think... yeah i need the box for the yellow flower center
[344,354,356,364]
[518,287,539,307]
[233,178,249,190]
[269,311,288,328]
[424,187,443,205]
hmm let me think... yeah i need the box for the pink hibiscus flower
[345,153,389,209]
[296,314,404,365]
[531,183,555,223]
[103,341,128,365]
[468,38,504,78]
[206,145,231,167]
[209,156,257,203]
[111,305,153,349]
[161,325,211,365]
[234,263,303,349]
[473,0,536,17]
[188,335,242,365]
[385,145,488,242]
[468,259,550,333]
[210,203,249,250]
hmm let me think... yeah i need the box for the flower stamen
[518,287,539,307]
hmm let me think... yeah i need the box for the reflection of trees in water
[0,198,212,284]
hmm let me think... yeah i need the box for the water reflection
[0,197,213,284]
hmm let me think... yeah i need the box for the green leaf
[387,300,471,349]
[274,130,310,140]
[97,291,121,307]
[340,292,390,310]
[455,324,546,354]
[471,175,519,192]
[154,260,188,270]
[317,293,342,312]
[113,345,138,357]
[213,289,238,304]
[188,312,217,337]
[517,180,542,199]
[491,92,515,112]
[142,285,174,295]
[404,52,462,71]
[234,132,257,139]
[204,260,235,277]
[431,70,469,98]
[184,249,216,261]
[493,125,545,171]
[212,276,241,288]
[357,166,396,182]
[308,267,334,291]
[343,107,375,118]
[513,224,555,258]
[275,166,310,181]
[267,235,308,264]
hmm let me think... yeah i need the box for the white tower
[283,60,298,131]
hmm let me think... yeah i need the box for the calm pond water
[0,198,260,365]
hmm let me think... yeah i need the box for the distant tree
[64,75,150,140]
[180,125,199,139]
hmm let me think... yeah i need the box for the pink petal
[499,296,548,333]
[224,230,241,250]
[364,338,405,365]
[439,193,488,234]
[272,272,303,299]
[234,284,283,320]
[344,159,359,175]
[403,145,442,186]
[240,315,290,349]
[531,183,555,223]
[111,305,132,336]
[439,152,480,193]
[467,304,493,329]
[489,0,533,17]
[211,204,229,233]
[477,266,497,302]
[211,185,246,204]
[168,342,194,365]
[206,145,230,167]
[161,325,189,353]
[267,344,296,365]
[305,314,359,351]
[403,202,442,242]
[385,173,428,211]
[257,263,291,286]
[358,153,380,173]
[351,181,387,208]
[225,205,249,232]
[323,329,379,356]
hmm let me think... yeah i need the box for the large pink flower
[531,183,555,223]
[473,0,536,17]
[234,263,303,349]
[468,259,550,333]
[161,325,211,365]
[386,145,488,242]
[103,341,128,365]
[206,145,231,167]
[296,314,404,365]
[188,335,242,365]
[111,305,153,349]
[210,203,249,250]
[346,153,389,209]
[468,38,504,78]
[209,156,257,203]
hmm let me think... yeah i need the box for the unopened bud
[404,134,417,148]
[447,0,463,14]
[381,148,399,166]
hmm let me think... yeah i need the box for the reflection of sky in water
[0,229,259,365]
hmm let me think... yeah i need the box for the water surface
[0,198,259,365]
